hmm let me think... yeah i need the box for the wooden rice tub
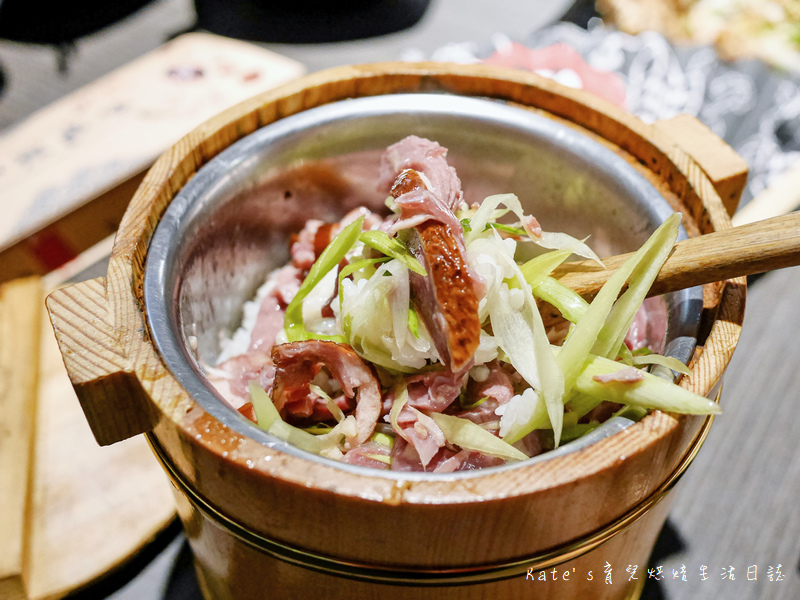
[46,62,747,600]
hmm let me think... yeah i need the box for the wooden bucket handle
[46,277,159,445]
[43,94,748,447]
[652,114,748,216]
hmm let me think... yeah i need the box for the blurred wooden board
[0,278,42,600]
[24,281,177,600]
[0,32,305,283]
[0,267,177,600]
[733,159,800,227]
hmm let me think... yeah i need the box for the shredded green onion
[573,353,720,414]
[460,395,489,410]
[532,411,587,444]
[248,381,323,454]
[508,213,680,445]
[337,256,389,311]
[249,380,280,430]
[284,216,364,342]
[359,230,427,276]
[558,214,680,406]
[430,412,528,462]
[348,339,419,374]
[613,405,649,422]
[486,242,565,446]
[531,277,589,323]
[408,303,421,339]
[563,391,601,420]
[487,222,527,236]
[370,432,395,447]
[520,249,573,289]
[560,422,600,443]
[389,382,409,438]
[309,383,345,423]
[302,424,335,434]
[503,344,717,443]
[621,346,691,375]
[592,214,681,360]
[466,194,520,244]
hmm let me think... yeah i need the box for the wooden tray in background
[0,31,305,598]
[0,32,305,284]
[0,248,177,600]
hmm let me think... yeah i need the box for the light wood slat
[733,159,800,228]
[25,285,176,600]
[0,277,42,600]
[0,32,305,284]
[653,114,749,217]
[46,278,158,446]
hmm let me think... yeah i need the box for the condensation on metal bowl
[144,93,703,479]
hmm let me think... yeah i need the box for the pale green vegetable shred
[359,230,427,276]
[238,179,720,471]
[430,412,528,462]
[284,216,364,342]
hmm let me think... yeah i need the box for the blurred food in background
[598,0,800,72]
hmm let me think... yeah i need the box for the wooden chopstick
[553,212,800,299]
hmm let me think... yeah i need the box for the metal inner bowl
[144,93,703,477]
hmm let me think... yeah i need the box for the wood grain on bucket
[46,62,747,599]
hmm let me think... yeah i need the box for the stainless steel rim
[143,93,704,481]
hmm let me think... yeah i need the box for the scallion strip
[573,353,720,414]
[503,345,718,442]
[249,380,280,430]
[337,256,389,310]
[248,382,322,454]
[560,422,600,443]
[460,395,488,411]
[284,216,364,342]
[532,276,589,323]
[557,213,680,405]
[308,383,345,423]
[623,348,691,375]
[389,382,410,441]
[487,222,527,237]
[370,432,395,447]
[359,230,427,276]
[520,249,573,289]
[408,303,421,339]
[592,214,681,360]
[430,412,528,462]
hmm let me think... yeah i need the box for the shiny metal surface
[144,93,703,479]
